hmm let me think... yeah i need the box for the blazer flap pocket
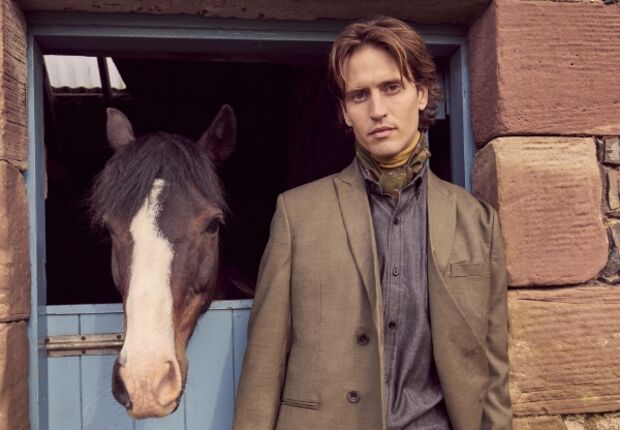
[280,398,320,410]
[450,262,489,277]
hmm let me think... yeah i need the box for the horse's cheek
[194,237,218,288]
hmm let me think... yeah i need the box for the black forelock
[90,132,226,226]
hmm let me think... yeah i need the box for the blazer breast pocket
[447,262,491,338]
[450,262,490,278]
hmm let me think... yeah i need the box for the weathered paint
[26,30,48,430]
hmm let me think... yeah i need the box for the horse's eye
[205,218,222,234]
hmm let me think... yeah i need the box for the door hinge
[45,333,125,357]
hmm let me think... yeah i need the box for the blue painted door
[45,300,251,430]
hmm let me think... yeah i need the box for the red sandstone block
[473,136,608,287]
[508,285,620,416]
[0,161,30,322]
[468,0,620,145]
[13,0,491,25]
[0,321,29,430]
[0,0,27,169]
[513,416,567,430]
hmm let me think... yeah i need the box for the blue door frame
[25,13,474,430]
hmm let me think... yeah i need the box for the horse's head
[91,106,236,418]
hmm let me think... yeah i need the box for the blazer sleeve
[233,194,292,430]
[482,209,513,429]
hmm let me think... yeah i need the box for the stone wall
[0,0,617,429]
[470,0,620,429]
[14,0,491,25]
[0,1,29,430]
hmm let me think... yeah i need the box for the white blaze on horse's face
[118,179,181,418]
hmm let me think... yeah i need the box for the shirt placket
[385,194,405,388]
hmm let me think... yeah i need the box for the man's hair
[328,16,441,131]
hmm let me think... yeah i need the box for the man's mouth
[370,127,396,138]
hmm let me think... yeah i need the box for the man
[234,16,512,430]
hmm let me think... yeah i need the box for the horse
[90,105,238,418]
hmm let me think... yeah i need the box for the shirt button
[357,334,369,345]
[347,391,360,403]
[392,267,399,276]
[393,217,399,225]
[388,321,397,330]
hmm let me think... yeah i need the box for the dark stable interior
[44,56,452,305]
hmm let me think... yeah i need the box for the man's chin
[367,144,403,160]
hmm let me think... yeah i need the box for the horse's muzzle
[111,357,183,418]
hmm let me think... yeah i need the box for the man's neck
[372,130,422,169]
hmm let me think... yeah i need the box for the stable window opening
[39,26,456,306]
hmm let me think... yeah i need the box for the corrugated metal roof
[44,55,127,90]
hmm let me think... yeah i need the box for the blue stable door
[44,300,251,430]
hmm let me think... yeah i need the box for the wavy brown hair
[328,16,441,131]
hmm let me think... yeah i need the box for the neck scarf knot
[356,132,430,194]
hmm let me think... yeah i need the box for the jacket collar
[333,161,381,317]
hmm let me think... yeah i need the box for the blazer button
[347,391,360,403]
[357,334,369,345]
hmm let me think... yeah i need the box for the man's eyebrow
[380,78,404,87]
[344,77,405,98]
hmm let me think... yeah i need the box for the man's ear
[106,108,135,151]
[340,102,352,127]
[417,85,429,111]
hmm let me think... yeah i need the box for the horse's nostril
[112,360,131,410]
[166,361,176,381]
[170,397,182,414]
[153,360,182,406]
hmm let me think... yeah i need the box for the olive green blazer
[233,161,512,430]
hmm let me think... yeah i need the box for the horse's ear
[106,108,136,151]
[198,104,236,165]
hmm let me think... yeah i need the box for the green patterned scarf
[356,133,430,194]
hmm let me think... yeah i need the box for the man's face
[341,45,428,160]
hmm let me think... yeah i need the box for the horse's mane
[91,132,226,226]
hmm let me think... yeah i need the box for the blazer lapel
[427,172,488,428]
[333,161,381,324]
[427,172,456,274]
[427,171,483,345]
[334,161,389,429]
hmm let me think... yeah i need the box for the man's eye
[350,91,368,102]
[385,84,401,94]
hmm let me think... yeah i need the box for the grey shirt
[361,162,451,430]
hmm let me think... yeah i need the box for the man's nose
[369,94,387,120]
